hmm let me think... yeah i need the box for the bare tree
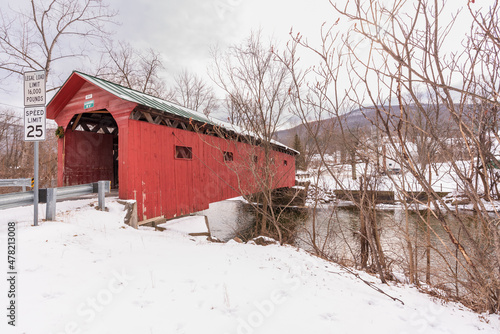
[276,24,389,281]
[210,31,293,242]
[96,41,169,98]
[0,0,117,89]
[171,69,218,117]
[329,0,500,312]
[275,0,500,311]
[223,94,245,127]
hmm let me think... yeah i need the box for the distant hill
[274,105,456,147]
[274,106,381,147]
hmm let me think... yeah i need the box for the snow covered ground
[0,198,498,334]
[303,158,500,211]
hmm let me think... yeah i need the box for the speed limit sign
[24,106,46,141]
[24,70,46,142]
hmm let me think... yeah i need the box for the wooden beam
[188,232,210,237]
[130,110,142,120]
[143,112,155,124]
[84,110,110,114]
[101,125,111,134]
[71,114,83,131]
[79,122,91,132]
[138,216,166,227]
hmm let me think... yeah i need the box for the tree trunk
[359,178,369,268]
[426,165,432,284]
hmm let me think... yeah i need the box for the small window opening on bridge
[175,146,192,160]
[284,160,288,166]
[223,151,234,162]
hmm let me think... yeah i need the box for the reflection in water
[198,200,477,285]
[196,198,497,312]
[296,205,482,288]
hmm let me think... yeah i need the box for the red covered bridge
[47,71,297,221]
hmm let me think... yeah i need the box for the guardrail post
[98,180,110,211]
[45,188,57,221]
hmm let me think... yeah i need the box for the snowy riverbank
[0,198,498,334]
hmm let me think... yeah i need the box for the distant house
[47,71,297,220]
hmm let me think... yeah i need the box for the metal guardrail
[0,178,32,192]
[0,181,110,211]
[0,191,35,209]
[47,183,95,200]
[0,178,32,188]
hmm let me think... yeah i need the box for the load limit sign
[24,70,46,141]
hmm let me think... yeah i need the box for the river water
[196,198,476,286]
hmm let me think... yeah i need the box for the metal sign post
[34,142,39,225]
[23,70,46,226]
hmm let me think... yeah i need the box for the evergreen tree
[292,133,306,170]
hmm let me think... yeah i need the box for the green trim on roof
[73,71,213,125]
[66,71,297,155]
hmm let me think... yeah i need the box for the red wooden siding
[122,120,295,220]
[48,72,297,222]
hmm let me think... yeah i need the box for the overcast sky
[0,0,333,115]
[0,0,479,126]
[106,0,333,77]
